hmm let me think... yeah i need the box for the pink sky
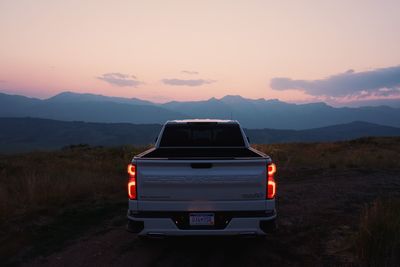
[1,0,400,104]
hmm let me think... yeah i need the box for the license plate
[189,213,215,226]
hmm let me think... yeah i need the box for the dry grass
[0,145,146,223]
[253,136,400,173]
[1,137,399,224]
[355,198,400,267]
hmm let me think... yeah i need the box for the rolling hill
[1,91,400,129]
[1,117,400,153]
[0,92,186,124]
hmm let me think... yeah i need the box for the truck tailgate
[136,159,266,202]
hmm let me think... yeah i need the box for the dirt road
[26,170,400,267]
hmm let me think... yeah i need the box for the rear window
[159,123,245,147]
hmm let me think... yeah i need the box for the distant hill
[248,121,400,143]
[0,92,187,124]
[1,91,400,129]
[1,117,400,153]
[0,118,162,153]
[47,91,155,106]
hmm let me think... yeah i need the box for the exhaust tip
[238,232,257,237]
[147,232,166,238]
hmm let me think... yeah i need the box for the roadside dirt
[25,170,400,267]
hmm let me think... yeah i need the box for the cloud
[97,73,142,87]
[374,88,400,97]
[270,65,400,97]
[162,78,216,86]
[181,70,199,75]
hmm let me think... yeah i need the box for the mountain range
[1,117,400,153]
[1,91,400,129]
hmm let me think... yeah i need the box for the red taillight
[268,163,276,176]
[267,176,276,199]
[267,163,277,199]
[127,164,136,177]
[127,163,137,200]
[128,177,136,200]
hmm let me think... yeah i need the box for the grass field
[356,198,400,266]
[1,137,400,266]
[0,145,143,222]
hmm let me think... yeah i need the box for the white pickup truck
[126,119,277,236]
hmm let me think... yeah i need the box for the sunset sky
[1,0,400,105]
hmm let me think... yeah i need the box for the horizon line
[1,89,400,108]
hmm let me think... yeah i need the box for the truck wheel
[260,219,277,234]
[126,219,144,233]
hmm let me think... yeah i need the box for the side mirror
[246,136,250,143]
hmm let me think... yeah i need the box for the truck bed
[136,147,267,159]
